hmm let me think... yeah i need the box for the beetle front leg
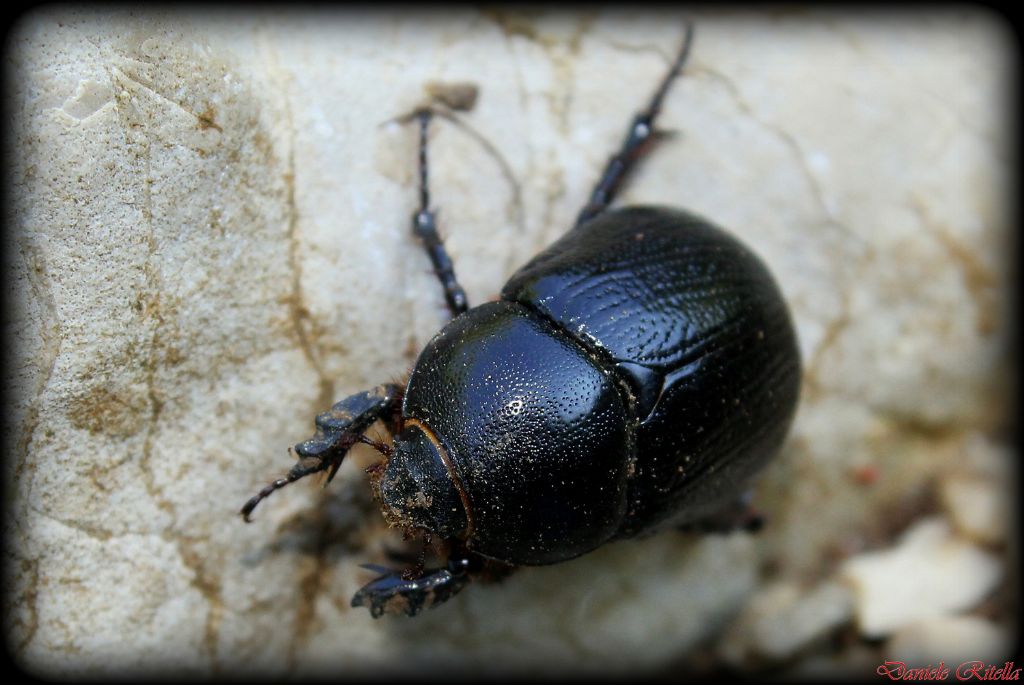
[240,383,403,521]
[351,555,473,618]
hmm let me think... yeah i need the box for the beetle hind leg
[240,383,403,521]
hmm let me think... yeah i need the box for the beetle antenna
[357,433,393,458]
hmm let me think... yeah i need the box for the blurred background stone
[840,518,1002,639]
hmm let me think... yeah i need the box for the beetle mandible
[242,25,801,618]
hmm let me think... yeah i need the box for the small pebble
[887,615,1011,665]
[720,580,854,664]
[941,474,1007,545]
[840,517,1001,638]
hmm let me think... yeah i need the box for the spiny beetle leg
[351,556,472,618]
[240,383,403,521]
[575,23,695,227]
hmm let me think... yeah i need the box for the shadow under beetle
[242,25,801,618]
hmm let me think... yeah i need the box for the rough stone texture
[4,7,1014,679]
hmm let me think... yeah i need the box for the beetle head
[372,423,468,539]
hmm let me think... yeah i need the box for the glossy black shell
[400,205,800,565]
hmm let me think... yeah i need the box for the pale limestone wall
[4,7,1013,678]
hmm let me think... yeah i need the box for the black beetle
[242,25,801,618]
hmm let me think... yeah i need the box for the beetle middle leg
[240,383,403,521]
[408,109,469,317]
[574,23,695,227]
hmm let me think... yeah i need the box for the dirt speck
[67,383,149,438]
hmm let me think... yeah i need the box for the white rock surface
[940,433,1013,545]
[719,580,853,664]
[942,475,1009,546]
[841,518,1002,639]
[887,616,1012,666]
[5,7,1013,678]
